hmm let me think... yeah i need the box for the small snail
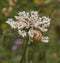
[33,30,42,42]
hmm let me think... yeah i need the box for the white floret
[28,28,34,38]
[41,37,49,43]
[17,21,27,29]
[18,30,27,37]
[6,19,17,29]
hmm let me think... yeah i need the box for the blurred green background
[0,0,60,63]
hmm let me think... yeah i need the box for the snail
[33,30,42,42]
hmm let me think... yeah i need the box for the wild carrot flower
[6,11,51,43]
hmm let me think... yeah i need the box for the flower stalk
[19,37,29,63]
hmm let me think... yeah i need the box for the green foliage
[0,0,60,63]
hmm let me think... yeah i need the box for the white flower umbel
[6,11,51,43]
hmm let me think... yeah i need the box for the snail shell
[33,30,42,42]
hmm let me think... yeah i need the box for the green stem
[26,47,29,63]
[19,37,29,63]
[0,31,5,46]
